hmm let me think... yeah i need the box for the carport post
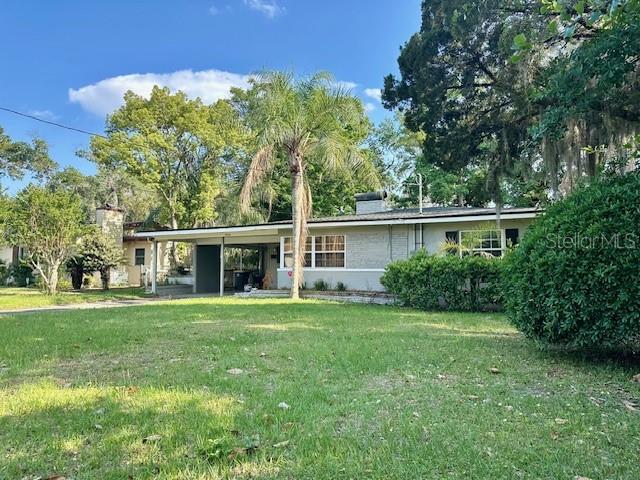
[151,240,158,294]
[219,237,225,297]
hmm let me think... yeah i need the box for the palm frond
[239,146,274,213]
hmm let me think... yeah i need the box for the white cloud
[334,80,358,90]
[29,110,59,121]
[243,0,284,18]
[208,5,220,15]
[69,69,250,116]
[364,102,376,113]
[364,88,382,102]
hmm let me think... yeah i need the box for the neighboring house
[1,205,172,288]
[0,246,20,266]
[95,206,171,287]
[135,192,541,294]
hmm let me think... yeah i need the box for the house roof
[273,206,540,225]
[133,206,542,241]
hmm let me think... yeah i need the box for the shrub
[313,279,329,291]
[381,250,502,311]
[0,260,8,285]
[335,281,347,292]
[9,262,35,287]
[502,173,640,350]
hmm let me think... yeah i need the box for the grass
[0,298,638,479]
[0,286,150,310]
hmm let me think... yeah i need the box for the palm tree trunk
[290,154,304,299]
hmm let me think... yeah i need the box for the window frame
[280,234,346,269]
[134,247,146,266]
[458,229,506,258]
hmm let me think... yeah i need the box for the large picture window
[281,235,345,268]
[459,230,503,257]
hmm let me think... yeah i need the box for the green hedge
[502,173,640,350]
[381,251,503,311]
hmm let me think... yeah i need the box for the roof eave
[133,210,541,241]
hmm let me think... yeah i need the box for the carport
[135,224,286,296]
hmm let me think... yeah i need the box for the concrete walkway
[0,297,169,315]
[0,290,395,315]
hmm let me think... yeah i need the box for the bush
[381,250,502,311]
[335,281,347,292]
[313,279,329,291]
[0,260,8,285]
[502,173,640,350]
[9,262,35,287]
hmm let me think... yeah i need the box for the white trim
[278,268,385,272]
[151,240,158,294]
[279,236,285,269]
[134,211,540,240]
[219,237,225,296]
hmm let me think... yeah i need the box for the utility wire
[0,106,107,139]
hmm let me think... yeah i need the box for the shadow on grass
[3,299,639,377]
[0,382,284,479]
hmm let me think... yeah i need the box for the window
[281,235,345,268]
[414,224,425,251]
[315,235,345,268]
[134,248,146,266]
[283,236,312,268]
[459,230,503,257]
[444,231,459,256]
[505,228,519,247]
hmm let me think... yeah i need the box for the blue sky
[0,0,421,191]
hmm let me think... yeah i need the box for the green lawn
[0,298,638,479]
[0,287,151,310]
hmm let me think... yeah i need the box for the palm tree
[239,71,379,299]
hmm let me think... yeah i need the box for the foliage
[381,250,503,311]
[1,186,85,294]
[502,172,640,350]
[7,262,36,287]
[48,166,158,223]
[0,259,7,285]
[86,86,249,229]
[237,72,380,298]
[384,0,639,203]
[382,0,544,196]
[76,228,125,290]
[65,255,85,290]
[531,0,640,140]
[312,279,329,291]
[335,281,347,292]
[0,126,57,188]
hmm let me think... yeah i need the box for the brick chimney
[95,204,124,248]
[355,191,390,215]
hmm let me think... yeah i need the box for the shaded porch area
[145,227,283,296]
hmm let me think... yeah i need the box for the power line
[0,106,107,139]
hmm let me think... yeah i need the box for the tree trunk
[290,154,304,300]
[47,265,59,295]
[100,267,111,290]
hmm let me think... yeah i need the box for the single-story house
[135,192,541,295]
